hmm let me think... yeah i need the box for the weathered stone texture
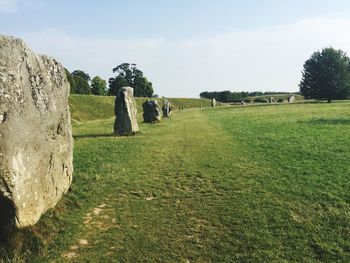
[114,87,139,135]
[162,99,172,117]
[142,100,162,123]
[0,35,73,228]
[288,95,296,103]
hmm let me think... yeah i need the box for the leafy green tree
[91,76,107,96]
[108,63,154,97]
[300,47,350,102]
[71,70,91,82]
[73,75,91,94]
[108,75,128,96]
[65,69,76,94]
[70,70,91,94]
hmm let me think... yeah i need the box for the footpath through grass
[3,102,350,262]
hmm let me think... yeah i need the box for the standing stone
[142,100,161,123]
[0,35,73,229]
[114,87,139,135]
[268,97,276,103]
[288,95,296,103]
[211,98,216,107]
[162,99,172,117]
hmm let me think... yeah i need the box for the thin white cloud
[11,15,350,97]
[0,0,18,13]
[0,0,45,13]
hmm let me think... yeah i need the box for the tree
[71,70,91,82]
[91,76,107,96]
[300,47,350,102]
[108,75,128,96]
[65,69,76,94]
[108,63,154,97]
[70,70,91,94]
[73,76,91,94]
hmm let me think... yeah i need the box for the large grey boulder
[162,99,172,118]
[142,100,161,123]
[114,87,139,135]
[0,35,73,229]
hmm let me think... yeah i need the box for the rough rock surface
[211,98,216,107]
[162,99,172,118]
[142,100,161,123]
[0,35,73,229]
[114,87,139,135]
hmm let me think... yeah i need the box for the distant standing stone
[142,100,162,123]
[288,95,296,103]
[114,87,139,135]
[211,98,216,107]
[162,99,172,117]
[0,35,73,229]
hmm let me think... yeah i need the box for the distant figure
[268,97,276,103]
[240,100,246,105]
[211,98,216,107]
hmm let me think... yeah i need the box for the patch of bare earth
[62,196,117,260]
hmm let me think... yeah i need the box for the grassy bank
[69,95,212,123]
[1,101,350,262]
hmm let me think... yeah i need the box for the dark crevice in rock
[0,193,16,242]
[1,112,7,123]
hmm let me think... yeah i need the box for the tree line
[68,47,350,102]
[66,63,154,97]
[201,47,350,103]
[199,91,295,102]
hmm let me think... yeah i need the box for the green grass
[1,100,350,262]
[69,95,212,123]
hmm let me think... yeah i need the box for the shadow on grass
[73,133,115,139]
[303,118,350,126]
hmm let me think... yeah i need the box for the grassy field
[1,100,350,262]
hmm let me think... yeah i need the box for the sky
[1,0,350,97]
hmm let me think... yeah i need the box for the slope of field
[2,102,350,262]
[69,95,212,123]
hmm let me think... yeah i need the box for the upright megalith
[142,100,162,123]
[288,95,296,103]
[114,87,139,135]
[268,97,276,103]
[162,99,172,117]
[0,35,73,229]
[211,98,216,107]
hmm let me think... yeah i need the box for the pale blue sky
[1,0,350,97]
